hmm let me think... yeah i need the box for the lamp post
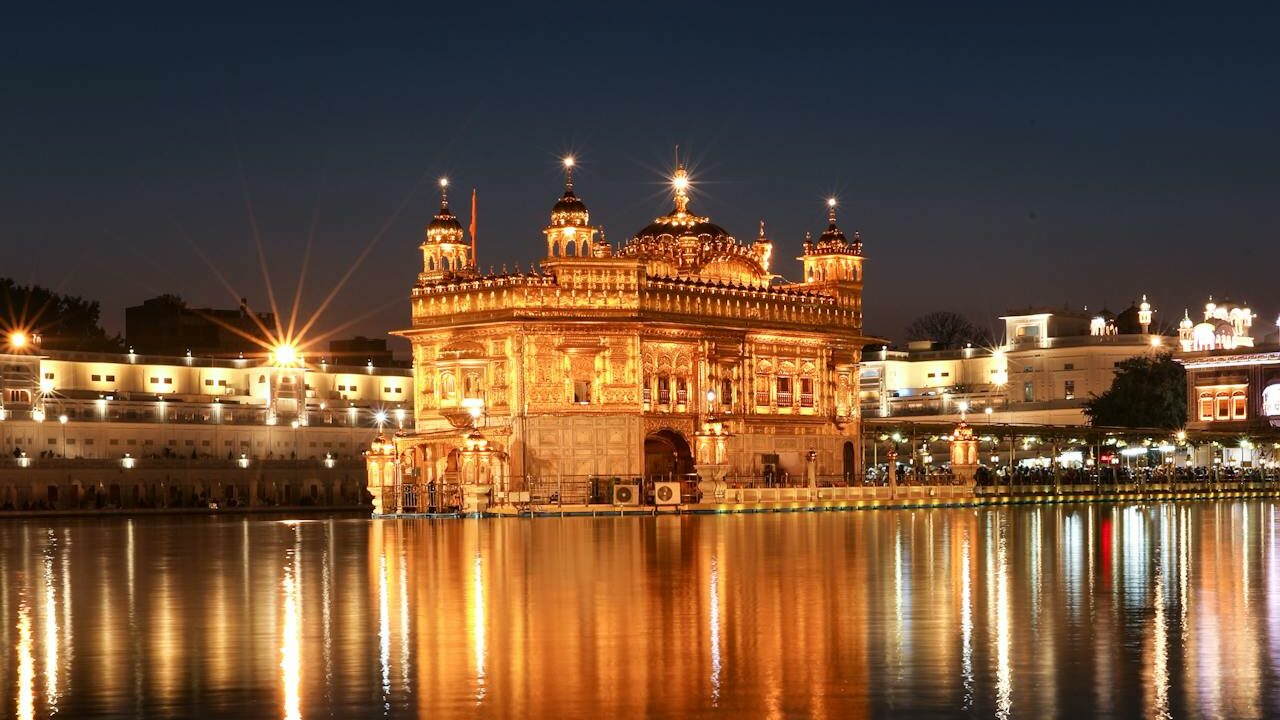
[32,407,44,457]
[58,414,68,458]
[291,419,300,460]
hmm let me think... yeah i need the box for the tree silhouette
[903,311,989,349]
[1084,353,1186,429]
[0,278,124,352]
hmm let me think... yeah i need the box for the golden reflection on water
[10,504,1280,717]
[16,601,33,720]
[41,533,57,714]
[471,549,486,704]
[281,524,302,720]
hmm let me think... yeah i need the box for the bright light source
[374,410,388,426]
[290,420,300,429]
[706,390,717,402]
[272,343,299,367]
[58,414,67,424]
[673,174,689,192]
[563,156,575,168]
[1150,336,1163,347]
[8,331,27,349]
[827,197,837,208]
[984,407,994,415]
[38,378,53,394]
[32,409,45,423]
[439,177,449,189]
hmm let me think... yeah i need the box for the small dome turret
[549,156,590,227]
[425,178,464,244]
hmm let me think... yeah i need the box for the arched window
[1232,390,1248,420]
[1198,392,1214,421]
[1264,385,1280,417]
[1216,391,1230,420]
[440,373,456,399]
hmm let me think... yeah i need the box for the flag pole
[469,188,477,269]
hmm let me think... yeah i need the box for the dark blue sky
[3,3,1279,351]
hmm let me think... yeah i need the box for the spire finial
[439,177,449,208]
[759,219,766,240]
[672,162,690,215]
[562,156,575,191]
[826,196,838,225]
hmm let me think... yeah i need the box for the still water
[2,503,1279,718]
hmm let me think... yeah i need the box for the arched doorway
[842,441,855,483]
[644,429,694,481]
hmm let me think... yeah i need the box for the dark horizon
[4,3,1279,351]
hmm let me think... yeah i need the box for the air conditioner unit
[654,481,682,506]
[613,484,640,506]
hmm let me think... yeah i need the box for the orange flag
[469,188,477,266]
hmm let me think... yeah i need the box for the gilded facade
[369,160,874,513]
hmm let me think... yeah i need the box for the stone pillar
[950,422,979,487]
[695,420,731,501]
[458,429,504,513]
[364,434,395,516]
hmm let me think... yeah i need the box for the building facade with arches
[371,159,875,513]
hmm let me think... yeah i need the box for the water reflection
[41,531,58,713]
[281,524,301,720]
[17,600,33,720]
[708,554,721,706]
[9,504,1280,716]
[471,549,486,705]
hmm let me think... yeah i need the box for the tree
[1083,353,1187,429]
[903,311,988,349]
[0,278,124,352]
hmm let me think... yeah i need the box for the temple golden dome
[807,198,862,256]
[621,163,770,285]
[425,178,464,244]
[549,156,591,228]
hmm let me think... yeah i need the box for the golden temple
[366,156,876,514]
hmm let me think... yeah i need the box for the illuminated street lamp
[272,343,300,367]
[7,331,27,349]
[58,414,68,457]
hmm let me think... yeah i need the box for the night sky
[4,3,1279,353]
